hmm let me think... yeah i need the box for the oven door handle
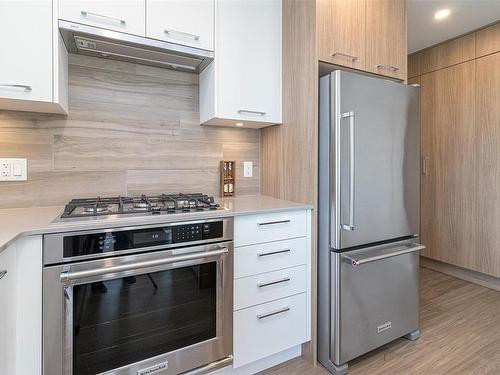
[60,247,229,282]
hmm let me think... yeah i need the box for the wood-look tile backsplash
[0,55,260,208]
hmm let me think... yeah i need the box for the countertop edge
[0,200,313,252]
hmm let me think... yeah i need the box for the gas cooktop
[60,193,222,219]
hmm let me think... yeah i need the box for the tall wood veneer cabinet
[410,22,500,278]
[317,0,407,80]
[419,61,477,269]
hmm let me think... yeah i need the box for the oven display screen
[132,229,172,246]
[62,221,224,258]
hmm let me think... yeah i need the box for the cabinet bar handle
[257,277,291,288]
[375,64,399,72]
[257,248,291,257]
[81,10,126,25]
[0,270,7,280]
[257,219,290,226]
[330,52,358,61]
[238,109,266,116]
[257,306,290,320]
[0,84,32,91]
[164,28,200,41]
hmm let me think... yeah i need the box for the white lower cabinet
[0,236,42,375]
[234,293,308,368]
[232,209,311,371]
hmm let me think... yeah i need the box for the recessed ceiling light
[434,8,451,20]
[235,122,244,127]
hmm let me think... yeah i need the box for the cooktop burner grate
[61,193,220,218]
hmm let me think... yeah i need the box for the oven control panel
[62,221,225,259]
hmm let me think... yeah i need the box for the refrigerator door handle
[341,111,355,231]
[343,243,425,267]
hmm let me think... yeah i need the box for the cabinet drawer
[59,0,146,36]
[234,210,307,247]
[233,293,307,368]
[234,237,307,279]
[234,265,306,310]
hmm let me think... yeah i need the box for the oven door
[43,242,233,375]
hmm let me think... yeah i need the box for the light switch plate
[243,161,253,177]
[0,158,27,181]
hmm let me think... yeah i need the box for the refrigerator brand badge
[377,321,392,333]
[137,362,168,375]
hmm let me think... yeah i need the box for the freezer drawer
[332,241,423,365]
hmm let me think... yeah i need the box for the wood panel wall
[261,0,318,363]
[409,21,500,279]
[0,55,260,208]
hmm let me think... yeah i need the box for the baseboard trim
[421,256,500,292]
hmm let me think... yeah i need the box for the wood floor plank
[260,268,500,375]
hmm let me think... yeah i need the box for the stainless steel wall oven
[43,218,233,375]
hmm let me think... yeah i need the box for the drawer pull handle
[238,109,266,116]
[0,270,7,280]
[257,277,291,288]
[375,64,399,72]
[257,219,291,226]
[81,10,126,25]
[257,306,290,320]
[164,28,200,41]
[0,84,32,91]
[257,249,291,257]
[330,51,358,61]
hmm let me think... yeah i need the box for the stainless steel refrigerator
[318,70,425,375]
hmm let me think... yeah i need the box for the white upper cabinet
[146,0,214,51]
[0,0,68,114]
[200,0,282,128]
[59,0,146,36]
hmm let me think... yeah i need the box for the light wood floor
[260,268,500,375]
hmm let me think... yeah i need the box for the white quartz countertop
[0,195,312,252]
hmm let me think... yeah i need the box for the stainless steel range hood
[59,20,214,73]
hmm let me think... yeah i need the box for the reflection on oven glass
[72,263,217,374]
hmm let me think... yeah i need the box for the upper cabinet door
[317,0,366,70]
[366,0,406,80]
[0,0,53,102]
[59,0,146,36]
[218,0,281,125]
[146,0,214,51]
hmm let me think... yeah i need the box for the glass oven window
[72,263,217,375]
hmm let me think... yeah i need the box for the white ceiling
[408,0,500,53]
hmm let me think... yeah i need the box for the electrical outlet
[0,158,27,181]
[243,161,253,177]
[1,162,10,177]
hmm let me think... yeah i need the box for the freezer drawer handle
[257,219,291,226]
[257,277,291,288]
[257,306,290,320]
[257,248,291,257]
[344,244,425,267]
[60,247,229,282]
